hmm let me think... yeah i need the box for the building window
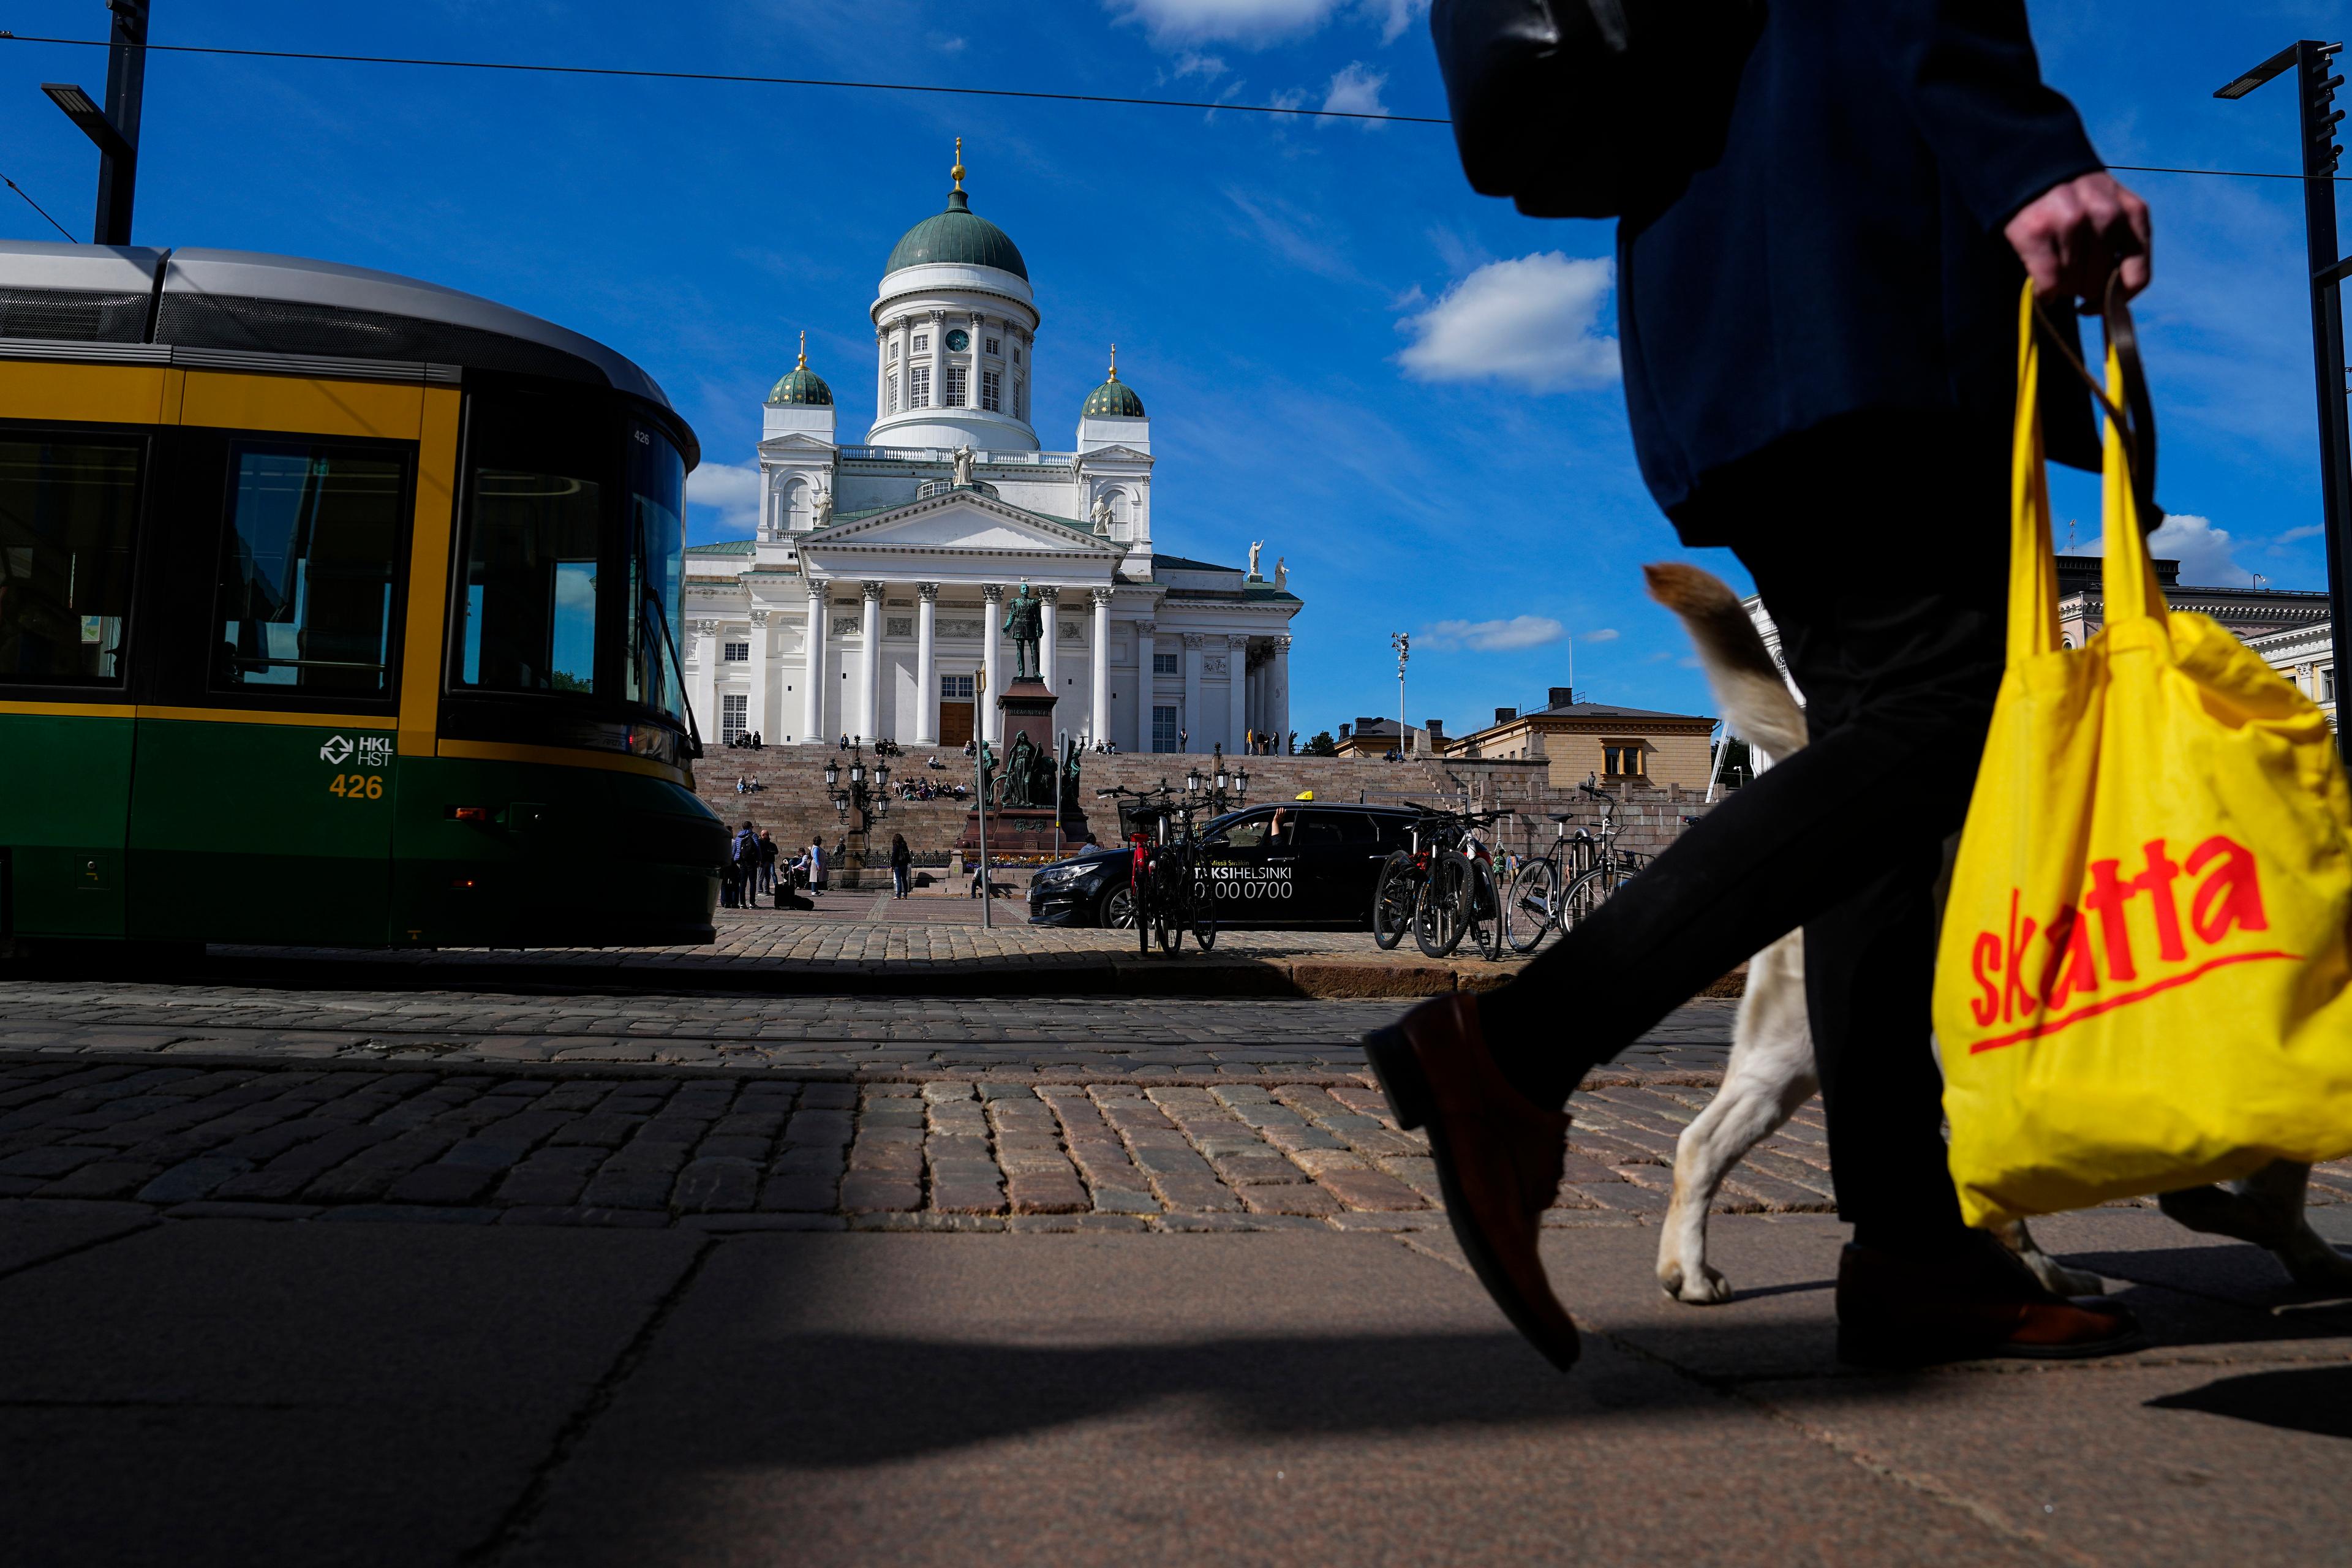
[985,336,1000,356]
[981,370,1001,412]
[1012,344,1021,364]
[941,673,974,701]
[945,364,967,407]
[1602,741,1646,779]
[908,365,930,409]
[1152,651,1179,676]
[912,334,929,353]
[1014,377,1026,420]
[723,640,749,663]
[2323,666,2337,704]
[720,692,748,744]
[1152,705,1179,753]
[886,340,898,361]
[886,372,898,412]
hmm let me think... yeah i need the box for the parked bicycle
[1371,805,1506,960]
[1502,777,1645,953]
[1094,782,1219,956]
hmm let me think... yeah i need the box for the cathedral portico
[684,149,1302,755]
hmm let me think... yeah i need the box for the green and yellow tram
[0,241,723,951]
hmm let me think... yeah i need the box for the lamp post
[1390,632,1411,757]
[823,740,890,889]
[41,1,149,245]
[2217,39,2351,758]
[973,666,992,928]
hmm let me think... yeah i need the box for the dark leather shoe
[1363,993,1579,1370]
[1836,1234,2147,1368]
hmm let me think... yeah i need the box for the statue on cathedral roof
[951,443,976,488]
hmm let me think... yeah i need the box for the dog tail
[1643,562,1809,759]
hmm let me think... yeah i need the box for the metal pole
[2218,40,2351,760]
[95,0,148,245]
[974,666,991,927]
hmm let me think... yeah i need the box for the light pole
[973,666,991,927]
[1390,631,1410,756]
[42,1,149,244]
[2217,39,2350,758]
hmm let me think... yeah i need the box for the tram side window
[0,436,141,685]
[211,444,406,697]
[455,467,604,696]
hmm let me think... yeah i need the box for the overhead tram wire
[0,32,1449,125]
[0,170,73,240]
[0,32,2342,179]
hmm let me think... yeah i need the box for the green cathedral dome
[766,333,832,406]
[884,179,1028,281]
[1081,345,1144,418]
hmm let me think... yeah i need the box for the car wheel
[1099,884,1137,929]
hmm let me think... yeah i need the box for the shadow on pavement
[2147,1365,2352,1440]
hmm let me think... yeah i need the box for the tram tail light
[447,806,492,825]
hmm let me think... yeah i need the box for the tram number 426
[328,773,385,800]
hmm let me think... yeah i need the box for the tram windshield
[624,422,687,725]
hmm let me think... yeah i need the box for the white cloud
[2275,524,2324,545]
[1396,253,1619,391]
[930,33,968,53]
[1580,627,1619,643]
[2061,512,2251,588]
[1320,62,1387,123]
[687,460,763,535]
[1422,615,1565,652]
[1170,50,1227,79]
[1109,0,1425,45]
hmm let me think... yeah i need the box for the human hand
[2005,171,2152,306]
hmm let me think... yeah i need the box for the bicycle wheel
[1414,854,1465,959]
[1133,877,1153,957]
[1503,856,1561,954]
[1559,865,1625,934]
[1370,853,1417,950]
[1193,899,1217,951]
[1463,855,1504,962]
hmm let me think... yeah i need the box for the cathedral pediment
[804,489,1120,560]
[757,431,837,456]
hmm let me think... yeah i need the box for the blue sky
[0,0,2340,738]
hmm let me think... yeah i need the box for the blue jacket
[1617,0,2101,533]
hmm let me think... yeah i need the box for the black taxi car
[1027,802,1419,930]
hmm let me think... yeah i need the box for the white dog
[1642,562,2352,1305]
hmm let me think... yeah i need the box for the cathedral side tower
[867,142,1041,452]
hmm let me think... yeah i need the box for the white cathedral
[682,149,1302,755]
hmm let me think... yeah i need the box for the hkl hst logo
[1961,833,2296,1055]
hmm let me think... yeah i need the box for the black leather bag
[1430,0,1761,219]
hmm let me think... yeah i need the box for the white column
[1182,635,1204,753]
[874,325,887,423]
[690,619,718,747]
[1038,586,1059,699]
[1227,635,1250,756]
[1090,587,1113,743]
[801,582,826,744]
[1133,619,1155,752]
[914,582,939,747]
[857,581,883,742]
[745,608,772,744]
[929,309,946,418]
[1271,635,1291,753]
[981,584,1004,745]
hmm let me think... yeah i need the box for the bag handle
[2030,276,2162,534]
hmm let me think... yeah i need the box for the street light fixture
[823,757,840,790]
[1185,764,1204,795]
[2217,37,2351,763]
[1391,632,1411,756]
[39,0,149,246]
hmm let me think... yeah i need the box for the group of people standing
[718,824,918,905]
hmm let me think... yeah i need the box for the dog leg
[2159,1161,2352,1287]
[1659,933,1817,1305]
[1995,1218,2106,1297]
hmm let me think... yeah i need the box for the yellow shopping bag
[1932,281,2352,1229]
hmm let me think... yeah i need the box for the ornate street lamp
[823,757,840,791]
[1234,767,1250,802]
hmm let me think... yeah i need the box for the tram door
[127,428,412,946]
[938,672,974,748]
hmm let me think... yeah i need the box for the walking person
[889,832,913,899]
[1376,0,2150,1371]
[804,837,827,895]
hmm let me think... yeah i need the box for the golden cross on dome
[796,329,807,369]
[951,137,965,191]
[1107,343,1118,380]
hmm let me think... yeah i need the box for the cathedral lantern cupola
[869,141,1042,453]
[767,331,832,407]
[1080,344,1146,419]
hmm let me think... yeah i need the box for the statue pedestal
[952,678,1090,864]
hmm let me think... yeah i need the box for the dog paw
[1658,1259,1733,1305]
[2280,1229,2352,1289]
